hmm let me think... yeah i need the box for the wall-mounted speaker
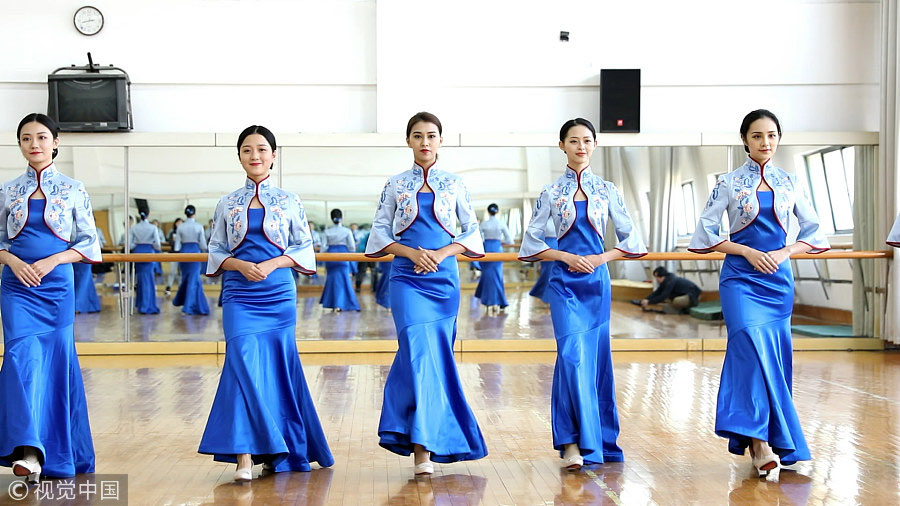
[135,198,149,218]
[600,69,640,133]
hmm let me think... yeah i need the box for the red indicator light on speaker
[616,119,624,127]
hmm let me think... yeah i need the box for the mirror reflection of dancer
[319,208,360,312]
[131,211,162,314]
[519,118,647,471]
[199,125,333,482]
[365,112,487,476]
[172,205,209,315]
[689,109,829,478]
[0,113,103,483]
[474,203,513,315]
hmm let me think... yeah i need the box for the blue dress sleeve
[518,188,552,262]
[606,181,647,258]
[284,193,317,275]
[365,179,398,257]
[791,174,830,253]
[206,198,232,276]
[689,175,729,253]
[452,179,484,258]
[69,183,102,263]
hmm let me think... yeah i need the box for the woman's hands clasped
[237,258,279,281]
[744,247,789,274]
[412,247,443,274]
[563,252,608,274]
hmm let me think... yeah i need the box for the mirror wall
[0,137,875,342]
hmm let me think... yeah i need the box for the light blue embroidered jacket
[131,220,162,250]
[174,218,207,252]
[518,166,646,261]
[206,176,316,276]
[0,163,101,263]
[887,213,900,248]
[689,158,829,254]
[365,162,484,258]
[480,216,513,244]
[323,223,356,251]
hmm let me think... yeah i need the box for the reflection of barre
[101,250,894,263]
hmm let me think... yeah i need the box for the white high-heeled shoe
[414,462,434,476]
[12,459,40,484]
[562,454,583,471]
[750,442,780,477]
[233,467,252,482]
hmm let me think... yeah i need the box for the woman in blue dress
[689,109,829,477]
[131,212,161,314]
[0,113,102,483]
[374,261,391,309]
[519,118,647,471]
[73,225,105,313]
[319,208,360,312]
[474,203,513,315]
[172,204,210,315]
[365,112,487,476]
[528,217,557,303]
[199,125,332,482]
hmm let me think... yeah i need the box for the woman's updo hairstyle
[487,203,499,215]
[330,208,343,224]
[184,205,196,217]
[739,109,782,154]
[139,211,148,221]
[237,125,277,169]
[406,112,442,138]
[559,118,597,142]
[17,113,60,159]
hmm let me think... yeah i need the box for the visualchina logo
[2,474,128,504]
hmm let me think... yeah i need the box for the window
[804,146,854,234]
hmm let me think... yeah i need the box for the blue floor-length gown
[199,208,333,471]
[548,201,622,464]
[529,237,558,303]
[375,261,391,309]
[73,262,101,313]
[319,245,360,311]
[173,242,210,315]
[378,193,487,462]
[0,199,95,477]
[133,243,160,314]
[474,239,508,308]
[715,191,810,465]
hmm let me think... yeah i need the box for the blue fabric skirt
[474,239,507,308]
[374,261,391,309]
[173,242,210,315]
[548,201,621,464]
[377,192,486,463]
[0,199,94,477]
[133,243,159,314]
[319,245,360,311]
[716,192,809,465]
[73,262,101,313]
[379,257,488,462]
[199,208,333,471]
[529,237,558,302]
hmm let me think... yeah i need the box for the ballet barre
[101,250,894,263]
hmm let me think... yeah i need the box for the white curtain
[880,0,900,344]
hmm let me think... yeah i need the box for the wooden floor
[1,350,898,504]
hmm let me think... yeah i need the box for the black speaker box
[600,69,640,133]
[135,198,150,218]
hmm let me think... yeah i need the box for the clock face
[74,6,103,36]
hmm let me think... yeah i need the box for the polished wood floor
[1,351,898,504]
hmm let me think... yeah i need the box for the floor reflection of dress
[727,471,812,504]
[209,467,335,506]
[385,474,487,506]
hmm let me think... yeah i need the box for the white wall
[0,0,880,134]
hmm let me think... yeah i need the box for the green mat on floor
[689,301,723,320]
[791,325,855,337]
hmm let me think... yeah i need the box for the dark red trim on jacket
[797,241,830,254]
[518,247,551,263]
[688,239,727,254]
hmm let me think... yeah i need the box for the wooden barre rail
[101,250,894,263]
